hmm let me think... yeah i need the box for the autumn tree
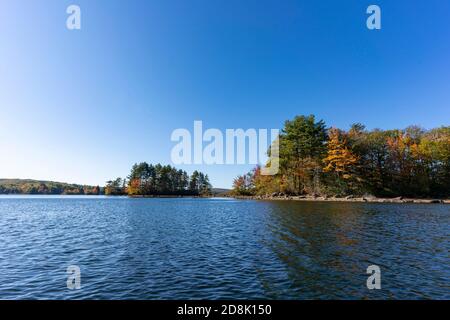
[231,172,255,196]
[105,178,127,195]
[323,128,359,194]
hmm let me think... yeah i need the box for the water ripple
[0,197,448,299]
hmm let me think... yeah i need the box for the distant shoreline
[231,195,450,204]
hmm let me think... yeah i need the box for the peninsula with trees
[105,163,212,197]
[231,114,450,203]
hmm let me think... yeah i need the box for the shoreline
[1,194,449,204]
[231,195,450,204]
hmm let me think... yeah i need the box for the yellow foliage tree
[323,128,359,180]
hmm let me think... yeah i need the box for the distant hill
[0,179,102,195]
[211,188,231,197]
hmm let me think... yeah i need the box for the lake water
[0,196,448,299]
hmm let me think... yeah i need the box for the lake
[0,196,448,299]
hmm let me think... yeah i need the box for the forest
[105,163,212,196]
[232,115,450,198]
[0,179,101,195]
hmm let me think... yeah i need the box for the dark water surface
[0,196,448,299]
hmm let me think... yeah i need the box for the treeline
[232,115,450,198]
[0,179,101,195]
[105,163,212,196]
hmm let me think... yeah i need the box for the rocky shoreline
[231,194,450,204]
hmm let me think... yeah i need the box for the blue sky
[0,0,449,188]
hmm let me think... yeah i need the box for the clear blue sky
[1,0,449,188]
